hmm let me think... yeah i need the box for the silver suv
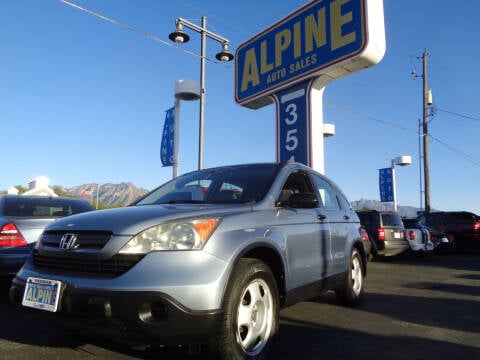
[10,163,367,359]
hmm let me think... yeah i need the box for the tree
[14,185,28,194]
[52,186,71,197]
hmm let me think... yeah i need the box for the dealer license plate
[22,277,62,312]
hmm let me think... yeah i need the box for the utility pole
[422,49,431,214]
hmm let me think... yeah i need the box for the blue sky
[1,0,479,214]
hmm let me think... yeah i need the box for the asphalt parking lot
[0,253,479,359]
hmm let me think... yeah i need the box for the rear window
[381,213,404,227]
[3,197,92,217]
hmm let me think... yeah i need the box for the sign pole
[173,99,180,178]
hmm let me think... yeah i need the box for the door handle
[343,215,350,220]
[317,214,327,221]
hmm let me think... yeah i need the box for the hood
[45,203,251,235]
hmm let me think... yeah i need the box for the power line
[429,133,480,167]
[57,0,233,69]
[324,101,418,134]
[325,101,480,169]
[436,108,480,123]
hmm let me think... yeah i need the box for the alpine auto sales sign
[235,0,386,109]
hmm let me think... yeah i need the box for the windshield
[135,164,282,205]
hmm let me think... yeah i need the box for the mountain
[66,182,149,207]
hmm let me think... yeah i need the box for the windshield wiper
[165,200,205,204]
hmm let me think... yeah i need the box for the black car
[356,210,409,258]
[0,195,94,278]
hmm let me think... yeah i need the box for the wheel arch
[226,243,286,307]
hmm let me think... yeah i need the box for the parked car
[0,195,94,278]
[402,218,455,254]
[10,162,367,360]
[418,211,480,252]
[402,218,433,254]
[356,210,409,258]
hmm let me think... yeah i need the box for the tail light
[0,222,28,247]
[377,227,385,241]
[360,228,369,242]
[473,221,480,232]
[408,230,415,241]
[430,234,437,243]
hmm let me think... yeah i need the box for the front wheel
[335,248,364,305]
[213,258,279,360]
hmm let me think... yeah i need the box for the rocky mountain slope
[66,182,149,207]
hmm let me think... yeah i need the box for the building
[7,176,57,196]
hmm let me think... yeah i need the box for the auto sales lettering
[235,0,366,107]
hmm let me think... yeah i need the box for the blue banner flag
[160,107,175,166]
[379,168,393,202]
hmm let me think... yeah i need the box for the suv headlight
[119,218,220,254]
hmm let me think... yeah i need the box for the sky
[1,0,479,214]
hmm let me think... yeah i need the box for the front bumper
[9,276,223,346]
[9,250,231,345]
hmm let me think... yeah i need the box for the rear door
[311,174,352,274]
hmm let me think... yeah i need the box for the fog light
[138,301,168,323]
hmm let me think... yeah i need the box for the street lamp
[173,79,201,178]
[391,155,412,211]
[169,17,234,170]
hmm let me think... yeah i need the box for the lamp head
[169,22,190,43]
[215,43,234,62]
[393,155,412,166]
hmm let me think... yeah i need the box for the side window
[335,191,352,211]
[282,171,314,194]
[279,170,315,204]
[311,174,339,209]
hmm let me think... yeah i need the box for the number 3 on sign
[285,103,298,125]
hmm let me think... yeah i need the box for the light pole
[391,155,412,211]
[173,79,200,178]
[169,17,234,170]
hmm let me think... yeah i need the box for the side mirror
[287,192,318,209]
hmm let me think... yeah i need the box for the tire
[213,258,279,360]
[335,248,364,305]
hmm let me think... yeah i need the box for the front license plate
[22,277,62,312]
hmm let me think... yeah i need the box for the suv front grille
[41,231,112,250]
[33,251,144,277]
[35,230,144,277]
